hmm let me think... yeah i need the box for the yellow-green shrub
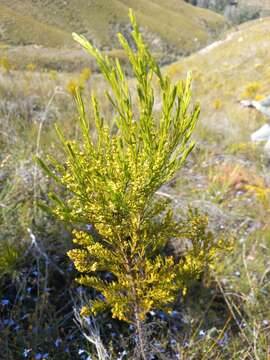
[26,63,37,72]
[49,69,58,81]
[241,82,261,99]
[67,67,92,94]
[0,57,11,73]
[38,10,228,358]
[213,99,222,110]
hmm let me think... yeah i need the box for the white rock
[264,138,270,152]
[251,124,270,142]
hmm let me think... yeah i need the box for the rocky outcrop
[185,0,270,23]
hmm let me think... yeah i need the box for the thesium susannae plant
[37,9,228,359]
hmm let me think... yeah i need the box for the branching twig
[26,228,64,275]
[74,306,110,360]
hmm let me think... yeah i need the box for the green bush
[38,10,228,359]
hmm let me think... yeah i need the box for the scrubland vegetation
[1,3,270,360]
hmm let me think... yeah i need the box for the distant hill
[0,0,228,56]
[185,0,270,23]
[165,17,270,144]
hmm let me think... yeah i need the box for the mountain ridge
[0,0,228,56]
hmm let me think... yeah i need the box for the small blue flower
[21,314,29,320]
[23,348,32,358]
[76,286,83,294]
[199,329,206,337]
[1,299,10,306]
[78,349,85,355]
[14,324,20,332]
[54,338,62,348]
[26,287,32,294]
[84,316,91,325]
[158,310,167,320]
[183,340,189,348]
[218,332,229,346]
[3,319,15,326]
[171,310,180,319]
[35,354,49,360]
[97,293,105,301]
[172,325,180,332]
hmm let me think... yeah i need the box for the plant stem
[134,306,147,360]
[127,243,147,360]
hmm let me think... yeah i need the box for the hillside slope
[185,0,270,23]
[165,17,270,145]
[0,4,72,47]
[0,0,228,55]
